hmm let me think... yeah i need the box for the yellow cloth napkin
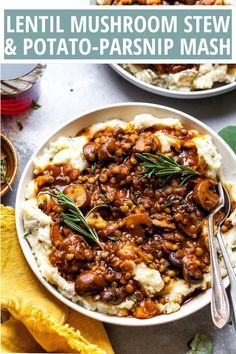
[0,205,114,354]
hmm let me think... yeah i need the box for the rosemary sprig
[49,189,104,249]
[136,152,199,185]
[0,155,12,190]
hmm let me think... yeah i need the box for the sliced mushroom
[183,265,203,284]
[125,214,152,228]
[193,179,219,211]
[96,138,117,162]
[177,218,202,239]
[83,142,97,162]
[109,165,129,176]
[168,252,183,268]
[152,219,176,230]
[75,271,107,296]
[151,213,176,230]
[97,144,111,162]
[64,184,89,208]
[174,203,202,238]
[106,139,116,153]
[100,287,126,305]
[108,165,129,182]
[182,254,204,284]
[178,0,196,4]
[134,138,146,153]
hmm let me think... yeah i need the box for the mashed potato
[122,64,236,92]
[34,136,89,172]
[192,135,222,179]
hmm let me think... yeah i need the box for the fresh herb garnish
[0,155,12,190]
[130,294,137,302]
[178,174,196,187]
[130,198,139,207]
[17,121,24,131]
[49,188,104,249]
[91,164,96,172]
[187,333,212,354]
[31,101,41,110]
[108,236,120,242]
[136,153,199,186]
[49,157,53,161]
[164,202,172,209]
[134,190,141,196]
[86,204,109,217]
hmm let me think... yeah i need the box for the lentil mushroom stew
[23,114,236,319]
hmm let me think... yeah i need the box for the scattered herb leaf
[164,202,172,209]
[17,121,24,131]
[134,190,141,196]
[108,236,120,242]
[187,333,212,354]
[86,204,109,217]
[49,157,53,161]
[218,126,236,154]
[178,174,195,187]
[31,101,42,110]
[130,294,137,302]
[130,198,139,207]
[91,164,96,172]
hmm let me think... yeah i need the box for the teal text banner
[4,9,232,60]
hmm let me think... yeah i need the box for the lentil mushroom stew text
[23,115,236,319]
[97,1,236,92]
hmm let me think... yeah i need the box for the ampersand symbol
[4,38,16,56]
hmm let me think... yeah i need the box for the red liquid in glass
[1,82,40,116]
[1,64,42,116]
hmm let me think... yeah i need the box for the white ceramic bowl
[111,64,236,99]
[16,103,236,326]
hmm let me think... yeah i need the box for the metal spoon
[208,182,230,328]
[216,183,236,327]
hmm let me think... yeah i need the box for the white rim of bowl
[15,102,234,326]
[110,64,236,99]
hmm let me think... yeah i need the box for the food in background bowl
[22,113,236,319]
[97,0,234,5]
[121,64,236,92]
[97,1,236,92]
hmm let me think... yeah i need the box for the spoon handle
[208,215,230,328]
[216,229,236,327]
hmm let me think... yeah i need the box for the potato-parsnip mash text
[4,9,233,60]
